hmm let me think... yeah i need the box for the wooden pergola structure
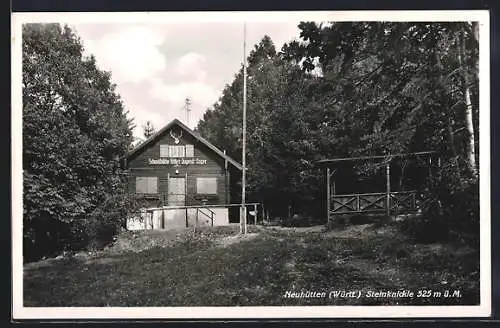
[316,151,438,223]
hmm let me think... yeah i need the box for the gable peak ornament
[170,129,183,144]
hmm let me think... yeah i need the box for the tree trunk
[399,159,407,191]
[458,26,477,175]
[435,51,460,171]
[472,22,479,74]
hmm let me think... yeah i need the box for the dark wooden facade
[126,119,242,209]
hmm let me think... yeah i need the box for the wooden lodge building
[125,119,243,230]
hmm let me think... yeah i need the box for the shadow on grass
[24,231,296,307]
[277,228,480,306]
[23,224,480,307]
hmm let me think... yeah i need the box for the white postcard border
[11,10,491,319]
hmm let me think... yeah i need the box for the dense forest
[196,22,480,244]
[22,22,480,260]
[22,24,135,260]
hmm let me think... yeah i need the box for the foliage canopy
[23,24,135,260]
[196,23,479,244]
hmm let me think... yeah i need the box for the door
[168,177,186,206]
[167,177,186,229]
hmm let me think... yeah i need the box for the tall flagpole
[241,22,248,235]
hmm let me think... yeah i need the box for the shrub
[401,159,479,247]
[282,213,324,227]
[396,215,451,244]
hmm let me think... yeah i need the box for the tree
[197,23,479,242]
[197,36,325,217]
[22,24,134,260]
[457,23,478,175]
[281,21,480,242]
[143,121,156,139]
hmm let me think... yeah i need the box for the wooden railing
[139,204,214,230]
[330,191,417,215]
[133,192,217,228]
[194,208,214,231]
[131,194,261,230]
[185,194,216,228]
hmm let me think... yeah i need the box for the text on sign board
[148,158,208,165]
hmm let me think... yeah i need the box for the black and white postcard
[11,10,491,319]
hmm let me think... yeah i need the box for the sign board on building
[148,158,208,165]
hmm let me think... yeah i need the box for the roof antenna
[184,97,191,127]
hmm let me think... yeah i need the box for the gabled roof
[128,118,243,171]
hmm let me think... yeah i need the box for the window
[136,177,158,194]
[196,177,217,194]
[160,145,169,158]
[185,144,194,157]
[159,144,194,158]
[169,145,185,158]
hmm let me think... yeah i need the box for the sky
[70,21,302,140]
[21,11,482,142]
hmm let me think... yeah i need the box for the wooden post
[195,209,199,233]
[240,206,247,234]
[326,167,331,224]
[241,23,248,235]
[262,202,265,224]
[167,172,170,206]
[185,172,188,227]
[224,150,229,204]
[386,162,391,217]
